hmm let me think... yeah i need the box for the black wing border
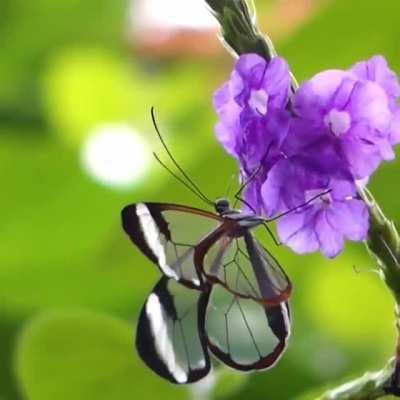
[121,202,225,289]
[205,297,291,372]
[136,276,212,384]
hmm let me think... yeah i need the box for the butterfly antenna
[151,107,212,203]
[224,173,236,199]
[151,108,214,206]
[152,152,213,206]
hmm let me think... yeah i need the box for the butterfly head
[215,198,231,215]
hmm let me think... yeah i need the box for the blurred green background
[1,0,400,399]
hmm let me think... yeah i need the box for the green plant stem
[318,189,400,399]
[205,0,276,60]
[206,0,400,398]
[362,188,400,305]
[317,359,394,400]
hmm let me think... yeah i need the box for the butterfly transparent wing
[122,203,224,288]
[205,284,291,371]
[136,277,210,384]
[200,231,291,304]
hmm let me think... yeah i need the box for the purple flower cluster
[214,54,400,258]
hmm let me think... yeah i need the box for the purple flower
[214,54,291,172]
[287,69,394,179]
[351,55,400,145]
[213,54,398,258]
[261,158,369,258]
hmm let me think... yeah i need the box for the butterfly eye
[215,198,230,214]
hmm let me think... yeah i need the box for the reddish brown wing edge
[194,226,292,306]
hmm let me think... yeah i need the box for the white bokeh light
[81,124,152,189]
[132,0,217,32]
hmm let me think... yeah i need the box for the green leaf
[15,311,188,400]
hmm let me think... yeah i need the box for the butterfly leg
[234,194,257,214]
[262,222,281,247]
[264,189,332,222]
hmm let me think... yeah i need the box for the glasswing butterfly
[121,108,292,384]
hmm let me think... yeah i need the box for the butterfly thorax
[215,198,265,230]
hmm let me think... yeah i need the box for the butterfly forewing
[198,230,291,305]
[136,276,210,384]
[205,284,291,371]
[122,203,224,288]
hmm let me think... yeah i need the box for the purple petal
[213,54,292,172]
[282,116,326,157]
[214,82,230,112]
[294,70,354,121]
[351,55,400,103]
[328,200,369,241]
[262,57,291,108]
[340,126,383,179]
[244,175,264,215]
[261,165,285,217]
[315,209,345,258]
[330,76,358,110]
[377,137,395,160]
[261,158,306,216]
[235,53,268,89]
[283,124,351,179]
[330,179,357,200]
[215,122,239,157]
[213,83,242,126]
[277,210,320,254]
[348,81,391,132]
[263,107,291,148]
[237,109,289,172]
[390,109,400,145]
[213,82,242,157]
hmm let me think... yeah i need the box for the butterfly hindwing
[136,276,211,384]
[122,202,224,288]
[205,284,291,371]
